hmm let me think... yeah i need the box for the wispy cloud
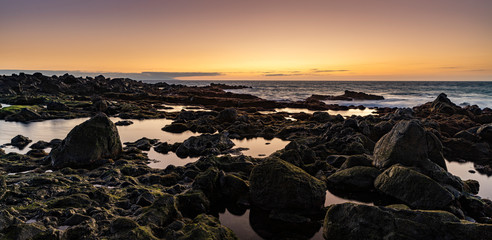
[311,69,350,73]
[264,73,303,77]
[437,66,460,70]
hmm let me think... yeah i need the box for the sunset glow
[1,0,491,80]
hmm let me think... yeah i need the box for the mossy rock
[49,113,122,169]
[137,194,182,228]
[109,217,158,240]
[177,214,237,240]
[374,165,454,209]
[1,223,47,240]
[48,193,93,209]
[220,174,249,201]
[192,167,221,202]
[324,203,492,240]
[176,190,210,219]
[249,157,326,214]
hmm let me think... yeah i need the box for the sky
[1,0,491,81]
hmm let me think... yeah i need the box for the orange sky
[1,0,491,80]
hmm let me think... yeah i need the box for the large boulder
[49,113,122,169]
[374,165,454,209]
[249,158,326,214]
[175,132,234,157]
[326,166,380,192]
[323,203,492,240]
[373,120,446,170]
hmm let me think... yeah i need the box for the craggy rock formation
[49,113,122,168]
[374,165,454,209]
[373,120,446,170]
[324,203,492,240]
[249,158,326,215]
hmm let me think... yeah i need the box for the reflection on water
[156,104,211,112]
[447,160,492,200]
[218,189,373,240]
[147,149,199,168]
[259,107,375,117]
[231,138,289,158]
[219,210,262,240]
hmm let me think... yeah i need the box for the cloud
[264,73,302,77]
[437,66,459,70]
[311,69,350,73]
[0,69,223,80]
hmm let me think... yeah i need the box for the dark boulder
[162,123,189,133]
[373,120,446,170]
[217,108,238,123]
[249,158,326,214]
[326,166,380,192]
[374,165,454,209]
[49,113,122,169]
[154,142,171,154]
[323,203,492,240]
[29,140,50,149]
[115,120,134,126]
[124,137,158,151]
[463,179,480,195]
[175,132,234,157]
[137,194,181,228]
[10,135,32,148]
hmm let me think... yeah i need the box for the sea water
[148,80,492,108]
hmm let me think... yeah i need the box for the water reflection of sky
[259,107,376,117]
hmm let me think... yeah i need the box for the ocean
[144,80,492,109]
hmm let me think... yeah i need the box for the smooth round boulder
[373,120,446,170]
[249,158,326,214]
[50,113,122,169]
[374,165,454,209]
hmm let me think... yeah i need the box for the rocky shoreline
[0,73,492,239]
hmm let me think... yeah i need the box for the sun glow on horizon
[0,0,491,81]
